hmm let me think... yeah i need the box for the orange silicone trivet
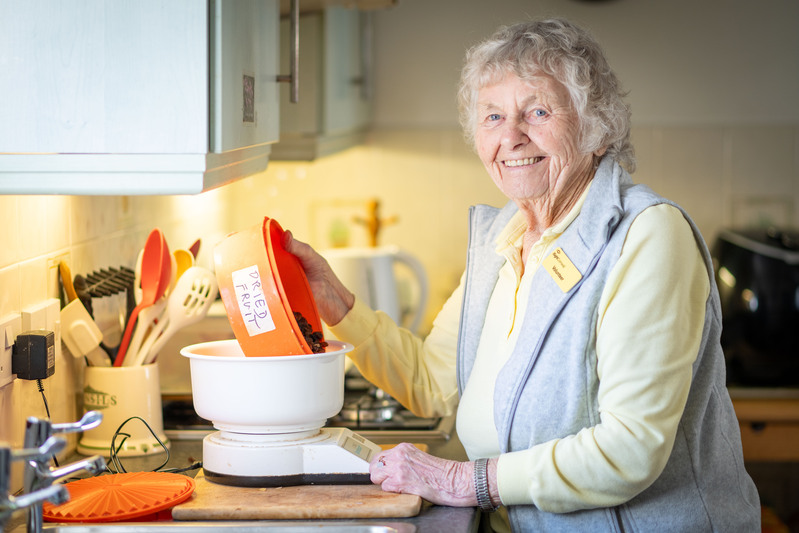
[42,472,195,522]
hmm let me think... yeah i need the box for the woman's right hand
[370,443,486,508]
[282,229,355,326]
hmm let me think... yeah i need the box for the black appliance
[712,227,799,386]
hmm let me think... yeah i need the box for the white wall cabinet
[271,7,373,160]
[0,0,281,195]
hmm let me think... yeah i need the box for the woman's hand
[370,443,479,507]
[282,230,355,326]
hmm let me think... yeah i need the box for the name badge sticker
[542,247,582,293]
[231,264,276,336]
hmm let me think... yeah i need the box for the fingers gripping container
[214,217,323,357]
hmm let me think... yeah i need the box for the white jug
[322,246,429,333]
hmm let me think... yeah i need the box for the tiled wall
[0,189,234,487]
[0,123,797,484]
[634,125,799,246]
[232,124,799,319]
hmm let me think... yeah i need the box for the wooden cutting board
[172,444,426,521]
[171,471,421,520]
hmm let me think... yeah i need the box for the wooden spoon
[114,229,171,366]
[59,261,79,302]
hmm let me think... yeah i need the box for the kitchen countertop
[6,437,479,533]
[728,387,799,462]
[727,386,799,400]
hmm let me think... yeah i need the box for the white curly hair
[457,18,635,172]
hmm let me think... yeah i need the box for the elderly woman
[286,18,759,532]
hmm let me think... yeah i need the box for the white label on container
[231,264,276,336]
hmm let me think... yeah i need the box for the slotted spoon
[129,266,218,366]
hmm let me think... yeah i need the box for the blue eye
[487,113,501,121]
[533,109,547,118]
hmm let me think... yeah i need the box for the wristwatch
[474,457,499,512]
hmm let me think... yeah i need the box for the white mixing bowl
[181,339,352,434]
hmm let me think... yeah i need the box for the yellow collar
[494,181,593,256]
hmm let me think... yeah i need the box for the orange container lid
[214,216,323,356]
[264,218,323,335]
[42,472,195,523]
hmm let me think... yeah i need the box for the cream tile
[630,126,657,190]
[0,265,20,317]
[17,196,49,259]
[156,189,227,267]
[18,257,49,309]
[44,195,71,251]
[70,196,119,243]
[724,126,797,230]
[77,233,140,275]
[729,196,794,229]
[728,125,795,197]
[655,126,726,243]
[0,196,21,269]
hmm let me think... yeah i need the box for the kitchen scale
[182,336,384,488]
[182,217,384,487]
[201,426,381,487]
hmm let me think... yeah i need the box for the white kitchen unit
[279,0,396,13]
[0,0,281,195]
[272,7,373,160]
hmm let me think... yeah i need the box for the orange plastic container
[214,217,323,357]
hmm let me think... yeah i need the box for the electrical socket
[0,313,22,388]
[0,300,62,388]
[44,298,61,344]
[22,299,60,329]
[22,300,50,331]
[22,298,62,362]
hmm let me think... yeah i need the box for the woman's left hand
[282,229,355,326]
[370,443,477,507]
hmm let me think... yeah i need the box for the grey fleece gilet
[457,157,760,532]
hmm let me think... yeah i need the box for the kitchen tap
[1,437,70,531]
[37,454,107,486]
[23,411,107,533]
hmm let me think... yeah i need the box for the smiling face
[475,72,603,223]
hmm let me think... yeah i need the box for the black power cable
[107,416,202,475]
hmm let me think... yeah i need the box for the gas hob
[162,388,453,445]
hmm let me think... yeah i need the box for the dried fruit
[293,311,328,354]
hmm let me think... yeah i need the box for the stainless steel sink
[42,522,416,533]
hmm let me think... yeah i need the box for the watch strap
[474,457,498,512]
